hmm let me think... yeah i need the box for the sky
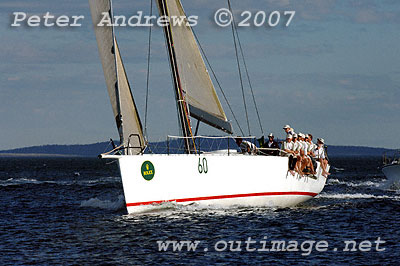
[0,0,399,150]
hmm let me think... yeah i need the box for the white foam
[317,193,400,200]
[80,195,125,210]
[332,167,345,171]
[327,178,340,184]
[346,181,381,187]
[122,201,280,217]
[78,176,120,186]
[0,178,40,186]
[125,201,184,215]
[327,179,382,188]
[8,177,38,183]
[317,193,376,199]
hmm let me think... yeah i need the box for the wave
[0,178,41,186]
[327,178,382,188]
[0,177,120,187]
[80,195,125,211]
[317,193,400,200]
[77,177,121,186]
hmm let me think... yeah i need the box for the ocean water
[0,156,399,265]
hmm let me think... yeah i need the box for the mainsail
[157,0,233,134]
[89,0,145,154]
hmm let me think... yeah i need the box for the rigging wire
[191,29,245,136]
[227,0,251,136]
[235,28,264,136]
[144,0,153,141]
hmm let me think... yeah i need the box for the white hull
[382,164,400,185]
[104,154,328,214]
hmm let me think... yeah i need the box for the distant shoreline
[0,153,83,158]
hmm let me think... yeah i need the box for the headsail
[158,0,233,134]
[89,0,145,154]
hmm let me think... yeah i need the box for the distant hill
[0,141,395,158]
[326,145,393,157]
[0,142,111,157]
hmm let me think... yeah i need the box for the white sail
[89,0,144,154]
[158,0,233,134]
[114,40,145,153]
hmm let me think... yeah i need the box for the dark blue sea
[1,156,399,265]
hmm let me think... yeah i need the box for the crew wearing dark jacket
[263,133,279,156]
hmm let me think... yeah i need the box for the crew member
[282,134,296,174]
[283,125,295,136]
[282,134,293,155]
[235,138,257,155]
[314,138,330,177]
[265,133,279,156]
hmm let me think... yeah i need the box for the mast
[156,0,195,153]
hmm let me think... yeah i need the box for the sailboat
[89,0,329,214]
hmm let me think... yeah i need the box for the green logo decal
[141,161,155,181]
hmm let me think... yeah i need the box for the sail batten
[89,0,144,154]
[160,0,233,134]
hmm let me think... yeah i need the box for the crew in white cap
[305,134,317,174]
[297,133,305,154]
[314,138,330,177]
[291,133,300,156]
[282,134,293,154]
[297,133,315,175]
[283,125,294,136]
[282,134,297,175]
[306,134,316,157]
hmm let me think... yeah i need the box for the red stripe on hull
[126,191,318,207]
